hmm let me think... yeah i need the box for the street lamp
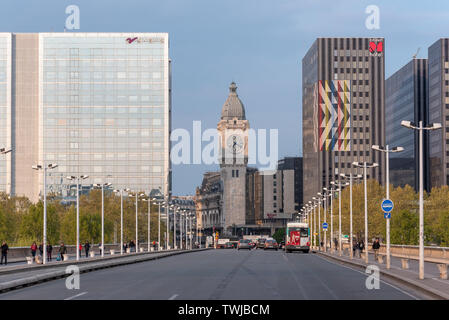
[352,161,379,263]
[312,197,318,249]
[129,192,146,253]
[94,182,112,257]
[401,120,441,279]
[152,198,164,250]
[32,163,58,264]
[340,173,363,259]
[113,188,130,255]
[316,193,323,251]
[323,186,338,252]
[331,180,349,256]
[372,144,404,268]
[66,174,89,261]
[142,197,152,252]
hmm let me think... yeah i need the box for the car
[264,239,279,250]
[225,242,234,249]
[229,241,239,249]
[256,238,266,249]
[279,241,285,249]
[237,239,252,250]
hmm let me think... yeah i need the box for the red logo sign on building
[368,39,384,57]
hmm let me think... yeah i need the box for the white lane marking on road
[168,294,179,300]
[314,255,419,300]
[64,292,87,300]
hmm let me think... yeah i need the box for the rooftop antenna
[412,47,420,59]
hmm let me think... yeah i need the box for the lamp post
[331,180,349,256]
[352,161,379,263]
[324,186,338,252]
[401,120,441,279]
[322,192,328,252]
[372,144,404,268]
[129,192,145,253]
[340,173,363,259]
[94,182,112,257]
[113,188,130,255]
[32,163,57,264]
[142,197,152,251]
[317,193,323,250]
[180,210,184,250]
[185,211,188,249]
[152,198,163,251]
[66,174,89,261]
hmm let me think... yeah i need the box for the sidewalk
[315,248,449,299]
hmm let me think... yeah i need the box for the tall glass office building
[385,58,429,191]
[1,33,171,202]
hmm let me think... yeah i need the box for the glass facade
[38,33,170,197]
[0,34,11,192]
[428,39,448,187]
[385,59,429,190]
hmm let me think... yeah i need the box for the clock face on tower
[226,134,244,154]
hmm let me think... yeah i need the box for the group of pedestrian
[123,240,137,253]
[352,238,365,258]
[0,240,101,265]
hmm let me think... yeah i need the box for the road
[0,249,423,300]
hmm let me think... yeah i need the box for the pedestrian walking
[98,242,102,256]
[31,241,37,261]
[123,242,128,253]
[359,240,365,258]
[38,243,44,257]
[84,241,90,258]
[354,240,360,258]
[47,242,52,261]
[59,242,67,261]
[373,238,380,261]
[78,243,82,257]
[1,242,8,265]
[129,240,135,253]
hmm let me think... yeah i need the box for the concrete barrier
[401,258,409,269]
[437,264,448,280]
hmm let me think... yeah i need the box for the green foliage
[390,210,418,245]
[272,228,285,243]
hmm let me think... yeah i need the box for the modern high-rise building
[277,157,303,211]
[386,58,429,191]
[0,33,171,202]
[302,38,386,202]
[428,39,449,188]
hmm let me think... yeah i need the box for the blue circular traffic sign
[381,199,394,213]
[322,222,328,230]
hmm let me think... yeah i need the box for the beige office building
[0,33,171,202]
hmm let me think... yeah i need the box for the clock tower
[217,82,249,233]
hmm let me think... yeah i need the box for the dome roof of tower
[221,82,246,120]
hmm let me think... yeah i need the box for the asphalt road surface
[0,249,423,300]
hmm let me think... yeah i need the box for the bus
[285,222,310,253]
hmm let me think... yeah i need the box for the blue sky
[1,0,449,195]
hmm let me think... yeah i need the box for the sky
[1,0,449,195]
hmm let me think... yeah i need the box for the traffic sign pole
[386,145,391,269]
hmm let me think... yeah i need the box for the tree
[272,228,285,243]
